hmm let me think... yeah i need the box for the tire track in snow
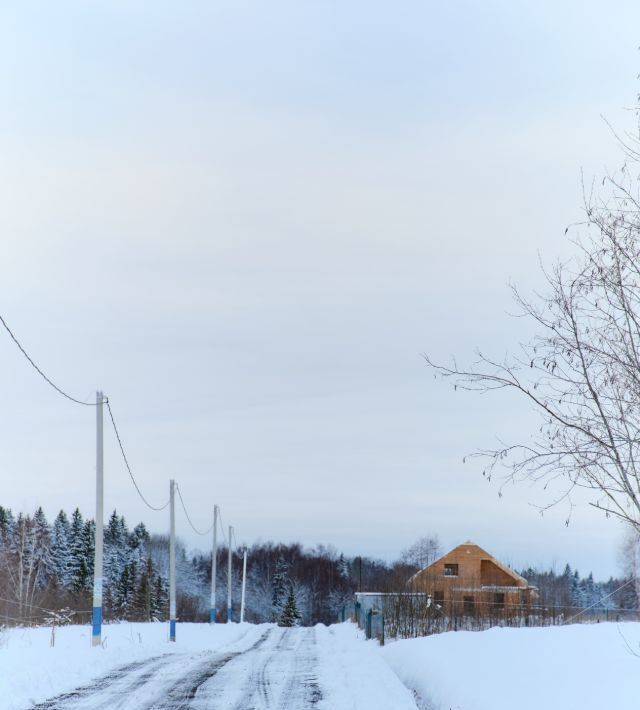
[30,654,175,710]
[151,628,275,710]
[277,628,322,709]
[194,626,322,710]
[30,628,271,710]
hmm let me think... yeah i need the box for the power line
[106,401,170,512]
[175,483,214,536]
[0,314,97,406]
[563,577,637,624]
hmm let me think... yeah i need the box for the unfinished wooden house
[408,541,536,616]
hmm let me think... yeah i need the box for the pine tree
[272,555,289,620]
[337,553,349,579]
[83,519,95,579]
[570,570,582,609]
[32,507,51,589]
[0,506,15,551]
[68,509,91,593]
[116,561,137,619]
[583,572,597,609]
[279,583,301,627]
[50,510,71,587]
[151,573,169,621]
[104,510,130,615]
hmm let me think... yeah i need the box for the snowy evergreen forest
[0,505,636,628]
[518,565,638,613]
[0,505,357,627]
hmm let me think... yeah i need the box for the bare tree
[426,138,640,533]
[400,535,441,571]
[619,525,640,607]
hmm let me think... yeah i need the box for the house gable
[409,541,528,590]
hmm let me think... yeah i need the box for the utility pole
[169,479,176,642]
[91,390,104,647]
[240,548,247,623]
[210,505,218,624]
[227,525,233,622]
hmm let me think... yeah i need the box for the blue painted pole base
[210,608,216,624]
[169,619,176,642]
[91,606,102,645]
[227,607,232,622]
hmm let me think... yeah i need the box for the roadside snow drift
[382,621,640,710]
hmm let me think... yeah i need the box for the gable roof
[408,541,529,587]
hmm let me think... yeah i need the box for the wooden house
[408,541,536,615]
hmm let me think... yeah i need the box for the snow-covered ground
[0,621,417,709]
[4,620,639,709]
[0,621,262,709]
[382,621,640,710]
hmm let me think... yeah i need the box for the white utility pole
[91,390,104,647]
[240,549,247,623]
[227,525,233,622]
[169,479,176,642]
[210,504,218,624]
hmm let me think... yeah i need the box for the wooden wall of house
[410,543,532,613]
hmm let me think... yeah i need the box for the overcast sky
[1,1,639,579]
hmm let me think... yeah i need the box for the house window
[433,591,444,607]
[444,564,459,577]
[493,593,505,610]
[463,596,475,613]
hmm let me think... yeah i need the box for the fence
[342,592,639,642]
[340,600,385,645]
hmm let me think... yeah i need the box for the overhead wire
[0,314,174,512]
[106,401,170,512]
[0,313,243,562]
[0,314,97,406]
[175,483,214,536]
[563,577,637,624]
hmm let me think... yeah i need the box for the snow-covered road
[26,625,418,710]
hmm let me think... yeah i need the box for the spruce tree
[271,555,289,620]
[104,510,131,615]
[32,507,52,589]
[338,553,349,579]
[50,510,71,587]
[0,506,15,551]
[82,519,95,579]
[116,561,137,619]
[68,509,90,593]
[279,583,301,627]
[151,573,169,621]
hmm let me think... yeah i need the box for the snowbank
[315,624,417,710]
[0,621,266,710]
[381,622,640,710]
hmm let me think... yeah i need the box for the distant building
[408,541,537,614]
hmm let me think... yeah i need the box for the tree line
[0,505,356,626]
[0,507,635,628]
